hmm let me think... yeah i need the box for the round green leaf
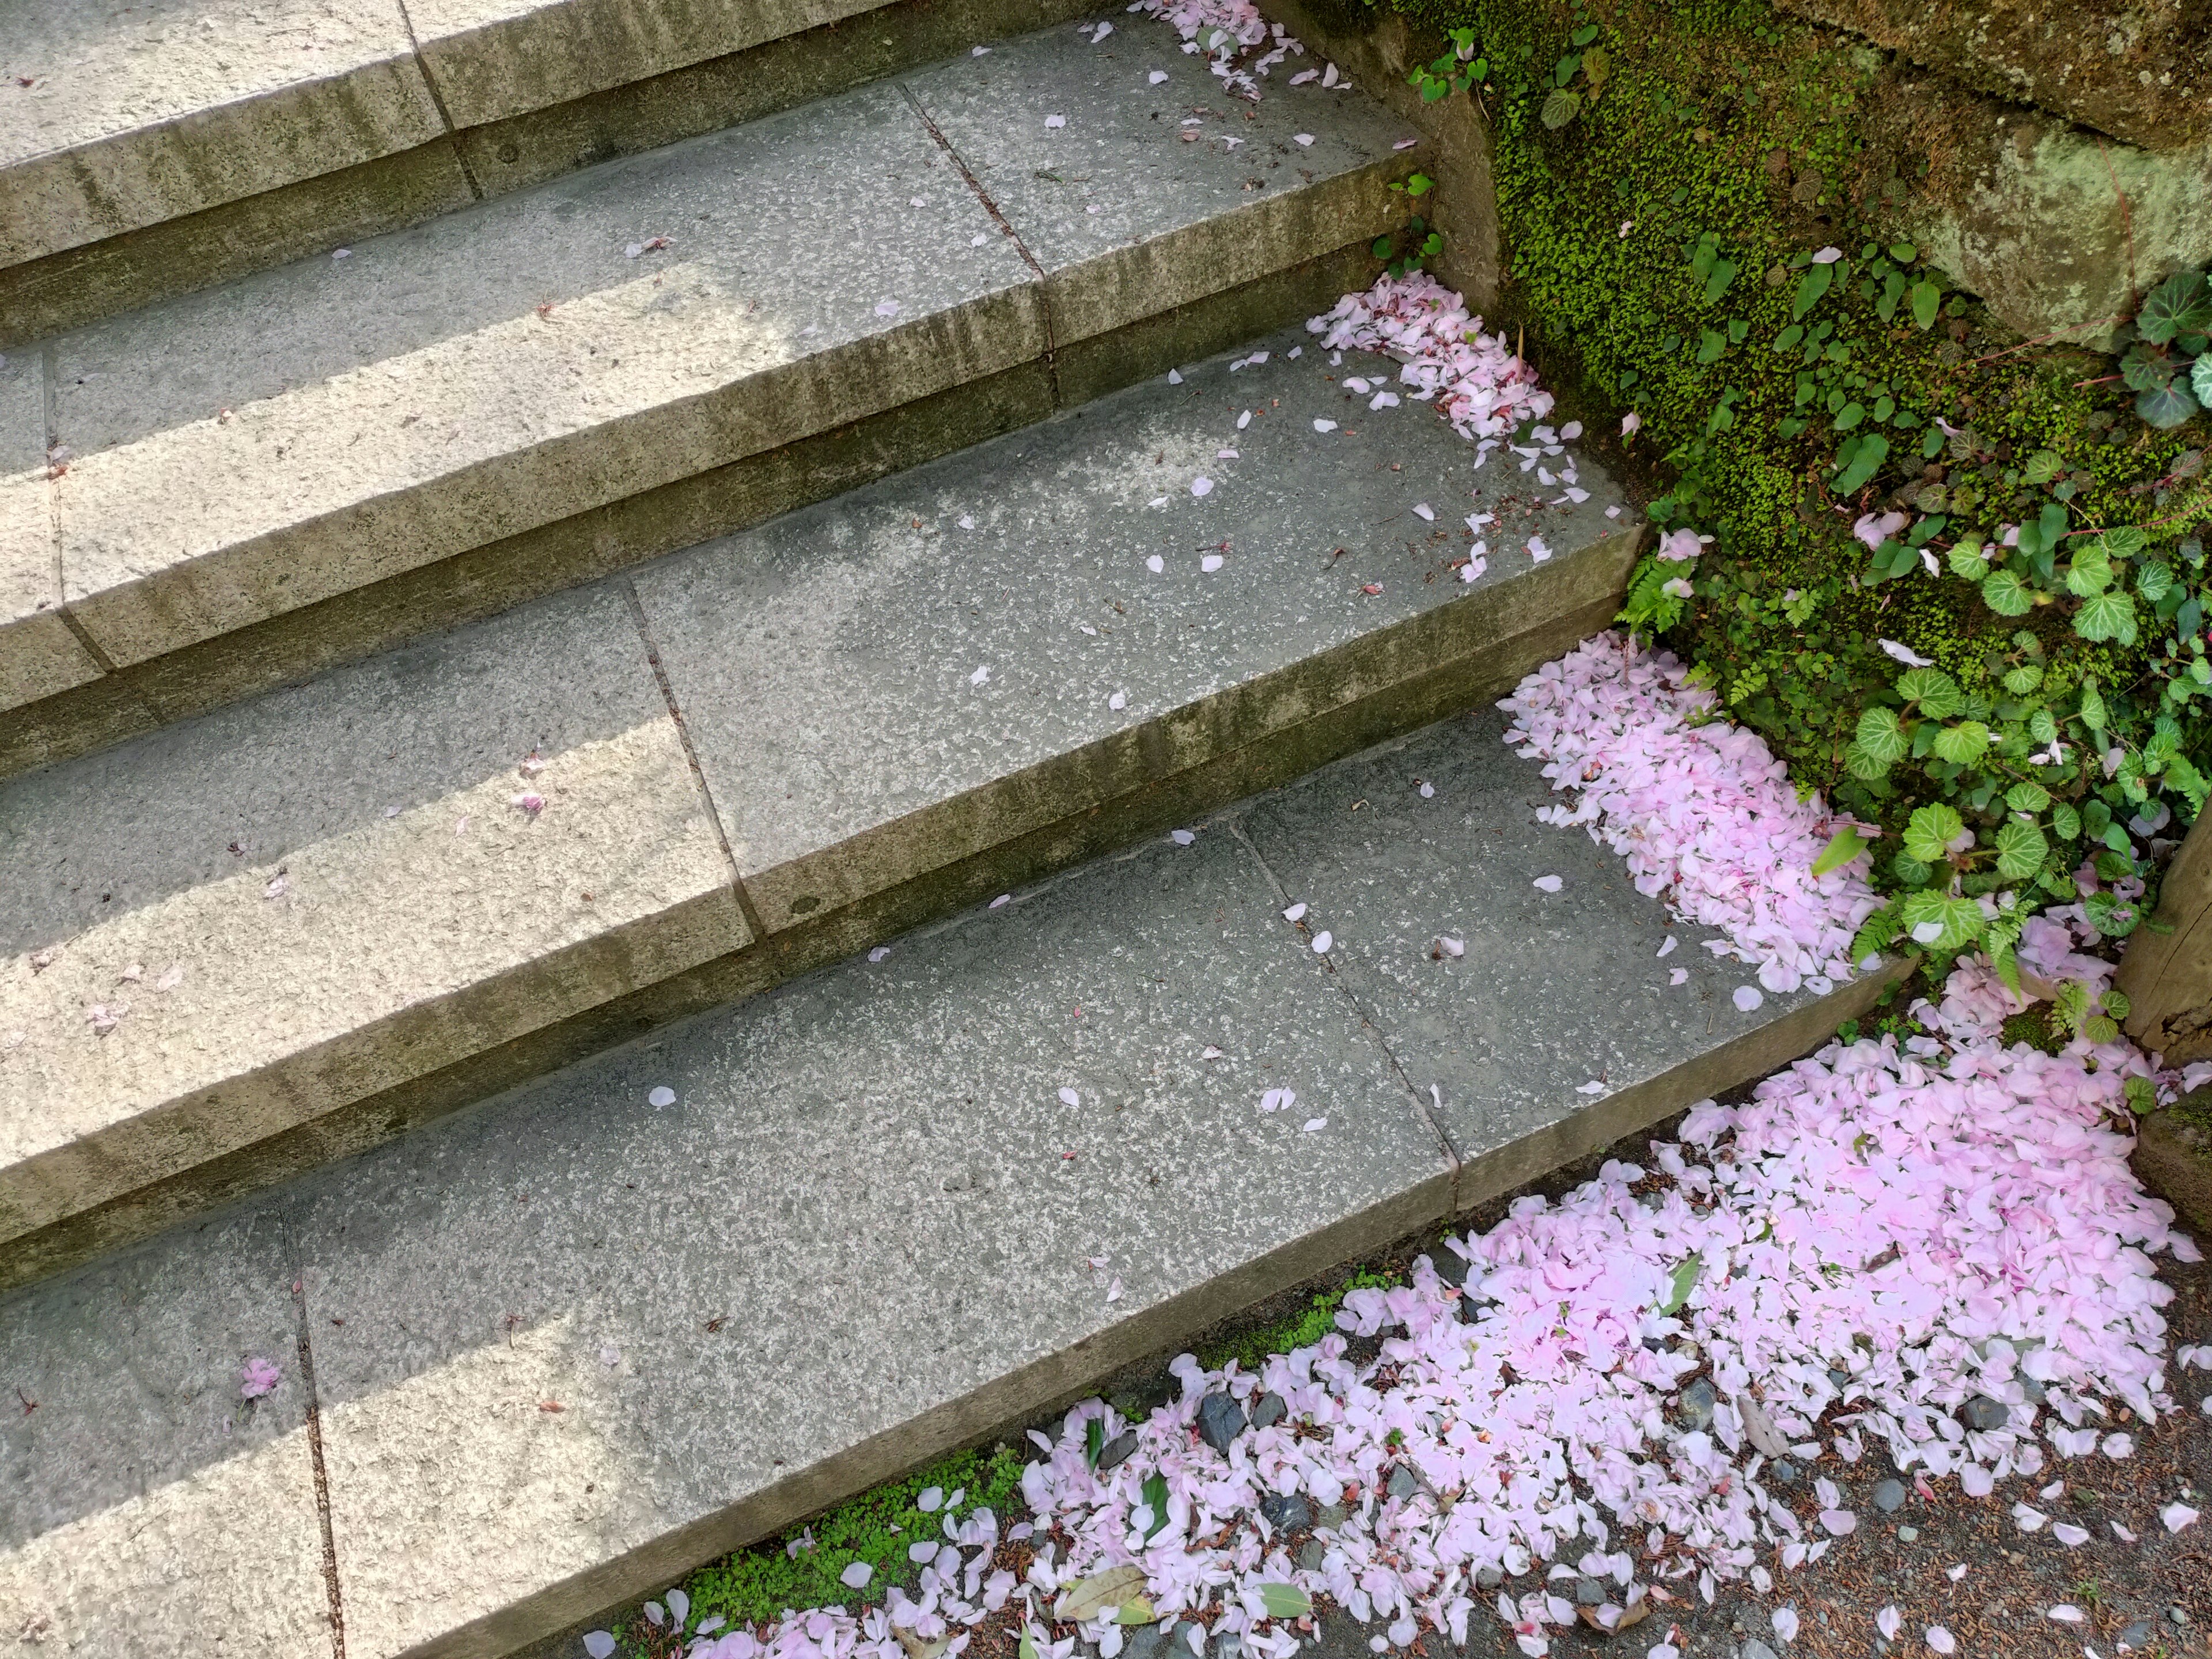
[1895,667,1962,715]
[2004,781,2050,812]
[2001,664,2044,696]
[1903,802,1965,865]
[1993,819,2048,881]
[1930,720,1990,765]
[1855,705,1908,764]
[1980,567,2035,616]
[2073,588,2139,645]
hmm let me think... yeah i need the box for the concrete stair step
[1,20,1412,778]
[0,707,1891,1659]
[0,320,1642,1291]
[0,0,1104,342]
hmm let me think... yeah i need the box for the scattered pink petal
[241,1357,281,1399]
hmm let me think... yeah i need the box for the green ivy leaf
[1980,567,2036,615]
[1993,819,2049,880]
[1832,433,1889,493]
[1930,720,1990,764]
[2073,588,2139,645]
[2005,780,2050,812]
[2137,380,2201,429]
[2138,268,2212,345]
[1811,825,1873,877]
[2078,677,2108,732]
[1703,260,1738,306]
[1946,540,1990,581]
[1259,1585,1313,1620]
[1909,279,1941,330]
[1903,802,1965,865]
[1855,705,1908,764]
[1895,667,1962,715]
[1843,740,1891,781]
[1540,89,1582,128]
[2065,543,2114,596]
[1793,261,1834,320]
[1658,1252,1703,1314]
[1898,889,1986,951]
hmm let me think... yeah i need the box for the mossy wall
[1289,0,2211,969]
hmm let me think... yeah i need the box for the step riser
[0,241,1380,783]
[0,562,1632,1293]
[0,0,1100,350]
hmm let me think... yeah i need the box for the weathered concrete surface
[411,0,898,127]
[0,352,104,716]
[2,323,1615,1289]
[1239,711,1908,1211]
[46,78,1039,675]
[0,0,447,268]
[0,582,745,1256]
[1254,0,1502,316]
[449,0,1100,201]
[304,828,1453,1658]
[0,705,1881,1659]
[907,28,1414,347]
[1772,0,2210,153]
[19,26,1410,724]
[0,1205,333,1656]
[2119,805,2212,1066]
[635,325,1637,938]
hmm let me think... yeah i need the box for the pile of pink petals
[1501,633,1886,994]
[1130,0,1306,96]
[1306,274,1555,455]
[1005,946,2198,1659]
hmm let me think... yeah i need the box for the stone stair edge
[0,696,1890,1659]
[0,0,1108,345]
[2,28,1421,779]
[0,315,1642,1291]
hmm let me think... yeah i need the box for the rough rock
[1387,1466,1419,1501]
[1097,1430,1141,1474]
[1771,0,2209,152]
[1873,1478,1907,1512]
[1260,1493,1314,1532]
[1251,1392,1288,1431]
[2120,811,2212,1067]
[1195,1393,1247,1456]
[1676,1378,1717,1433]
[2128,1102,2212,1234]
[1963,1396,2010,1431]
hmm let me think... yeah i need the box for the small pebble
[1897,1525,1919,1541]
[1873,1478,1907,1512]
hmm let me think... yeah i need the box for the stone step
[0,706,1894,1659]
[0,320,1642,1291]
[0,0,1104,344]
[1,19,1414,780]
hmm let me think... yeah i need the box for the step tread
[408,0,888,129]
[0,709,1883,1659]
[0,0,948,270]
[0,0,446,266]
[7,25,1411,709]
[0,321,1635,1272]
